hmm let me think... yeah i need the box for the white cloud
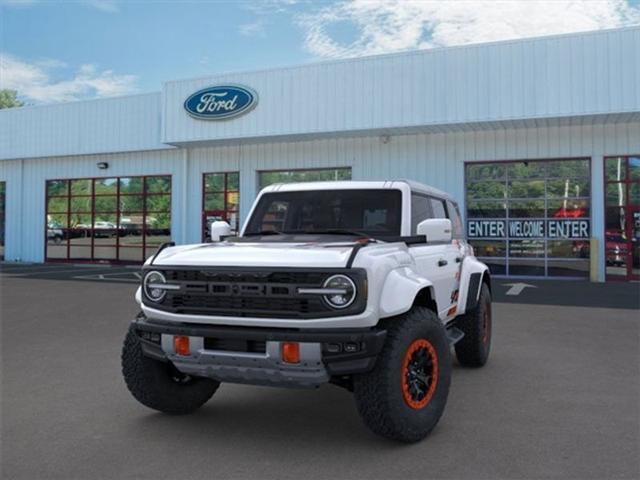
[0,52,138,103]
[239,19,266,36]
[298,0,640,58]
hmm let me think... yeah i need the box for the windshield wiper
[243,230,285,236]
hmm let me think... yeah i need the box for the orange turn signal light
[174,336,190,356]
[282,342,300,364]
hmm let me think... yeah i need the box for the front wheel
[121,326,220,414]
[353,307,452,442]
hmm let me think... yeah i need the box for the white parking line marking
[503,282,537,296]
[72,276,139,283]
[72,271,140,282]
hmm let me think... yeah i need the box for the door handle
[455,256,462,263]
[438,259,448,267]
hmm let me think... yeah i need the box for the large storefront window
[202,172,239,241]
[258,167,352,189]
[465,159,591,277]
[0,182,5,260]
[604,156,640,280]
[46,175,171,263]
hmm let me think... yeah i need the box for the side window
[411,194,431,234]
[446,200,464,239]
[429,198,447,219]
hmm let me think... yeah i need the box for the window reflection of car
[93,221,117,238]
[47,222,63,244]
[606,231,628,266]
[67,223,92,239]
[119,218,142,237]
[553,206,587,218]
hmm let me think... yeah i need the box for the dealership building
[1,27,638,281]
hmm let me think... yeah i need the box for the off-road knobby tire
[353,306,452,443]
[121,326,220,414]
[454,283,492,367]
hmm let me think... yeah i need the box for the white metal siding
[0,93,170,160]
[163,28,640,145]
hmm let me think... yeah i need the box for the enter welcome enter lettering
[467,219,590,239]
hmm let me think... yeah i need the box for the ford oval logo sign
[184,85,258,120]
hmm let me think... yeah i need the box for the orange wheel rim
[401,339,438,410]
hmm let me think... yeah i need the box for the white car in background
[93,221,117,238]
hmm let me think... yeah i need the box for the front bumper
[132,314,387,389]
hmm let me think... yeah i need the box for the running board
[446,326,464,345]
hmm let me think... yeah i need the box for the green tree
[0,90,24,109]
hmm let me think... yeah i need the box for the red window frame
[603,155,640,281]
[45,175,171,264]
[202,172,240,242]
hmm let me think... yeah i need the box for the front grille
[171,294,319,318]
[144,267,367,319]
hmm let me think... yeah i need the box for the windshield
[244,189,402,238]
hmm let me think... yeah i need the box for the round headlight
[143,270,167,302]
[323,274,356,309]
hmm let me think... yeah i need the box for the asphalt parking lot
[1,263,639,480]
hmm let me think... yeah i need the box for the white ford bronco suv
[122,180,492,442]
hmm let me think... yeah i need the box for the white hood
[151,241,356,268]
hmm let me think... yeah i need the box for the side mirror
[210,221,231,242]
[416,218,452,243]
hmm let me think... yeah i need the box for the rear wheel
[121,326,220,414]
[353,307,451,442]
[455,283,492,367]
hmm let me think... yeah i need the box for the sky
[1,0,639,105]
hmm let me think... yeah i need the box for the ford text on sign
[467,220,590,239]
[184,85,258,120]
